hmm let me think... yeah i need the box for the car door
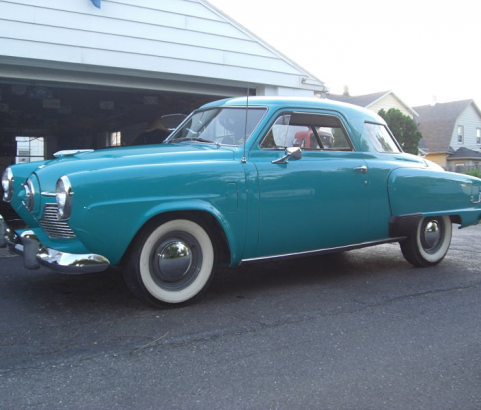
[249,111,371,257]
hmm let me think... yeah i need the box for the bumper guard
[0,214,110,274]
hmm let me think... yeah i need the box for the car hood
[31,143,236,192]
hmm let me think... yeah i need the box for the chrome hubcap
[156,240,192,282]
[149,229,203,291]
[422,219,442,252]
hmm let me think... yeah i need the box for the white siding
[449,104,481,150]
[368,94,414,119]
[0,0,323,94]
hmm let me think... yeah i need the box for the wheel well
[125,211,231,266]
[450,215,462,225]
[390,214,461,238]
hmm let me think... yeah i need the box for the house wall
[0,0,322,95]
[449,104,481,151]
[446,159,481,173]
[369,94,414,119]
[425,153,447,168]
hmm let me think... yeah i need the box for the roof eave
[200,0,327,93]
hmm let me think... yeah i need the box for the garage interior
[0,79,232,169]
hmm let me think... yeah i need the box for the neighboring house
[328,89,418,119]
[414,100,481,170]
[446,147,481,172]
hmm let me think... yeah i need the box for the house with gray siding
[414,100,481,170]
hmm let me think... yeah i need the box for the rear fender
[388,168,481,228]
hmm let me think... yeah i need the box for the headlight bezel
[2,167,14,203]
[23,177,36,212]
[56,175,73,221]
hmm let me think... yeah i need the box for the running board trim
[241,237,405,264]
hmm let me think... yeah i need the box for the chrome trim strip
[41,192,56,197]
[53,149,93,158]
[241,238,406,264]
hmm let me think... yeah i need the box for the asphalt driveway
[1,225,481,409]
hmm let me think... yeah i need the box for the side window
[364,123,401,153]
[260,113,353,151]
[457,125,464,144]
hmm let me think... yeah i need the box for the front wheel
[400,215,452,267]
[123,219,215,307]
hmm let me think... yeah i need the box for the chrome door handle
[354,165,368,174]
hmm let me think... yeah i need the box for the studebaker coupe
[2,97,481,307]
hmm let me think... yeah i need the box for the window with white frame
[108,131,122,147]
[457,125,464,143]
[477,128,481,144]
[15,137,44,163]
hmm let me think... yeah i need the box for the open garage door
[0,80,220,167]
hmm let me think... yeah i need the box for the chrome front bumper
[0,214,110,274]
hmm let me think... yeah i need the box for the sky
[207,0,481,108]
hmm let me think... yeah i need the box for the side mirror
[160,114,187,131]
[272,146,303,164]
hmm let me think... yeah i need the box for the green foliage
[378,108,422,155]
[463,168,481,179]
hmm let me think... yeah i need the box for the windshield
[167,107,267,146]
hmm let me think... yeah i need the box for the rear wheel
[400,215,452,267]
[123,219,215,307]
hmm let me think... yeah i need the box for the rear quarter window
[365,123,401,153]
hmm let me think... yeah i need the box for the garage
[0,0,325,173]
[0,80,228,165]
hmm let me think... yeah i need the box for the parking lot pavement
[1,225,481,409]
[0,247,15,258]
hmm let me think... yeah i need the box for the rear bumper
[0,214,110,274]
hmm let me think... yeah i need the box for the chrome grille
[39,204,76,239]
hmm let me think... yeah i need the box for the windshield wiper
[171,137,218,145]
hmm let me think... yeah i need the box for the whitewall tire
[400,215,452,267]
[123,219,215,307]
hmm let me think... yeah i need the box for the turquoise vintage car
[2,97,481,307]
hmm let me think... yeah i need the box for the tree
[378,108,422,155]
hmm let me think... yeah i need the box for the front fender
[66,163,247,266]
[73,199,241,266]
[388,168,481,227]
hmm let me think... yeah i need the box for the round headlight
[23,178,36,212]
[56,176,73,220]
[2,167,14,203]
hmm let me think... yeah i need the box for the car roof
[200,96,384,125]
